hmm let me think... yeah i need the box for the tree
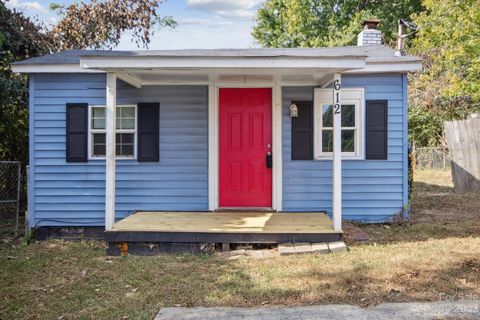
[408,0,480,146]
[50,0,176,50]
[1,0,175,213]
[252,0,423,48]
[0,2,56,165]
[1,0,175,165]
[252,0,479,147]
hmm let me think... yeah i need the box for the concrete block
[311,243,329,254]
[328,241,347,253]
[278,243,295,256]
[260,250,278,259]
[245,249,277,259]
[294,243,312,254]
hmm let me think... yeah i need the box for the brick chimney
[357,20,382,46]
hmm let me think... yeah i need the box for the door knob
[266,152,272,168]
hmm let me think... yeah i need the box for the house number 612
[333,79,341,114]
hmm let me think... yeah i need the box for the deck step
[328,241,348,253]
[278,241,347,255]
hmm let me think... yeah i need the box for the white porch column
[105,73,117,230]
[207,80,217,211]
[272,75,283,211]
[332,73,342,232]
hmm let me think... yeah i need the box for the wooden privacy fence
[444,118,480,193]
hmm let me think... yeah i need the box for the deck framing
[105,231,342,243]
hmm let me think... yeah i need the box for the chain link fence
[413,147,451,170]
[0,161,22,236]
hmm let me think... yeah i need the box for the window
[89,105,137,159]
[314,88,364,159]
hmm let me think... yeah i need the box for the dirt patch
[343,222,371,244]
[359,169,480,244]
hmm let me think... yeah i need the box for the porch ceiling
[113,68,338,86]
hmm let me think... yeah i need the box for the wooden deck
[112,211,336,233]
[106,212,341,244]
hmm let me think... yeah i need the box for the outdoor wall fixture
[290,103,298,118]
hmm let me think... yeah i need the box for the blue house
[12,21,421,248]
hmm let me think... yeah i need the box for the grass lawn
[1,169,479,319]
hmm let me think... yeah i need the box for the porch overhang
[78,54,367,88]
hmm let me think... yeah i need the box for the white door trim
[208,82,282,211]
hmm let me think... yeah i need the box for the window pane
[92,107,106,129]
[341,130,355,152]
[116,107,135,129]
[117,118,135,129]
[92,107,105,118]
[341,104,355,127]
[93,119,105,129]
[121,132,133,144]
[122,144,134,156]
[322,130,333,152]
[121,118,135,129]
[121,107,135,118]
[322,105,333,127]
[93,133,106,144]
[92,133,106,156]
[94,144,106,156]
[116,133,134,157]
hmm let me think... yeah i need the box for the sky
[5,0,266,49]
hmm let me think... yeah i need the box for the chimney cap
[362,20,381,30]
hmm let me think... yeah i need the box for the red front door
[219,88,272,207]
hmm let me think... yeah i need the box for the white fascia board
[11,64,104,74]
[11,59,422,75]
[80,56,366,70]
[346,61,422,73]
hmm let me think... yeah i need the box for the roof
[12,45,421,66]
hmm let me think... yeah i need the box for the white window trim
[88,104,138,160]
[314,88,365,160]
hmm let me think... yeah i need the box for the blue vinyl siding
[29,73,409,227]
[30,74,208,227]
[402,74,409,219]
[282,74,408,222]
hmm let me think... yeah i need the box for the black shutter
[137,102,160,162]
[366,100,388,160]
[66,103,88,162]
[291,101,313,160]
